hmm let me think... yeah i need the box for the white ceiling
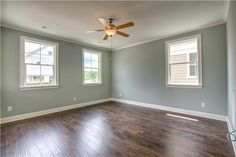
[1,1,229,50]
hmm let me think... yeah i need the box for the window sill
[166,84,202,89]
[82,82,103,86]
[19,84,59,90]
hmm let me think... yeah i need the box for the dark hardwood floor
[1,101,235,157]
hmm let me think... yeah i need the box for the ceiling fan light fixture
[86,18,134,40]
[105,29,117,36]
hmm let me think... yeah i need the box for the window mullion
[40,63,54,66]
[84,67,99,69]
[40,43,42,85]
[89,53,92,68]
[24,63,27,85]
[98,54,100,82]
[170,62,197,65]
[54,46,56,83]
[25,63,41,66]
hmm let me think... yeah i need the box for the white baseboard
[0,98,111,124]
[111,98,227,121]
[227,118,236,156]
[1,97,227,123]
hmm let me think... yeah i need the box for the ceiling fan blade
[116,22,134,30]
[117,31,130,37]
[98,18,107,26]
[86,29,104,33]
[103,34,109,40]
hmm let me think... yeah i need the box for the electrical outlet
[201,102,206,108]
[201,102,205,112]
[8,106,13,112]
[73,97,77,102]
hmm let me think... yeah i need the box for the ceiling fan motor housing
[86,18,134,40]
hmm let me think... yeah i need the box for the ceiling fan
[86,18,134,40]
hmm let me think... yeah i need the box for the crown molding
[1,24,112,52]
[1,20,225,52]
[112,21,226,51]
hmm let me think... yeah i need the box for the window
[165,34,202,87]
[187,53,197,78]
[82,49,102,85]
[20,36,58,89]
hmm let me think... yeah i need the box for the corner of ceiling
[224,0,231,22]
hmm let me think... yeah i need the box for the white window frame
[165,34,202,88]
[20,36,59,90]
[82,48,102,85]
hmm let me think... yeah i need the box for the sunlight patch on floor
[166,113,198,122]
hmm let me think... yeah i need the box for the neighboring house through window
[82,49,102,85]
[20,36,59,89]
[165,34,202,87]
[187,53,197,78]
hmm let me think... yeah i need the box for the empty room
[1,1,236,157]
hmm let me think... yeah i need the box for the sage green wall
[112,24,227,115]
[0,1,2,118]
[1,23,229,118]
[227,1,236,129]
[1,27,111,118]
[0,30,1,119]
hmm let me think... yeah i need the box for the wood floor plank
[1,101,235,157]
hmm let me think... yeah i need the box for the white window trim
[165,34,202,88]
[82,48,102,86]
[20,36,59,90]
[186,53,197,79]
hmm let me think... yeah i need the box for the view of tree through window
[83,50,101,84]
